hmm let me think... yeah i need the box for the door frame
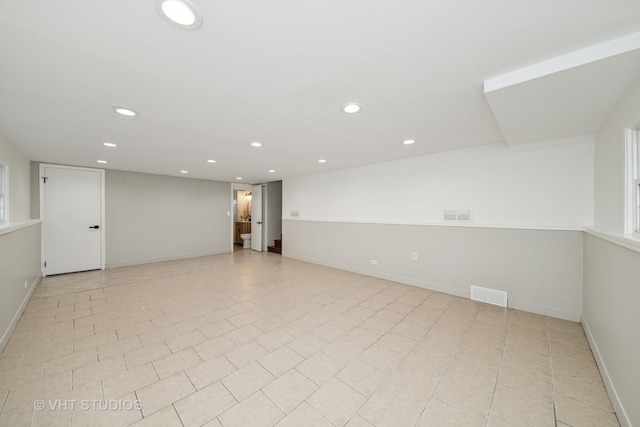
[230,183,253,251]
[39,164,106,276]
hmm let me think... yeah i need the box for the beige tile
[358,387,422,427]
[295,352,344,386]
[322,339,364,364]
[502,349,550,377]
[136,371,195,416]
[255,329,295,352]
[337,360,387,397]
[218,391,284,427]
[435,376,493,421]
[416,398,484,427]
[138,326,180,347]
[226,325,263,345]
[225,341,268,368]
[552,353,603,383]
[98,336,143,361]
[263,369,318,413]
[165,330,206,353]
[259,346,304,377]
[102,363,158,399]
[193,336,236,360]
[73,355,127,387]
[287,334,328,358]
[497,365,552,402]
[554,372,613,410]
[44,349,98,376]
[555,395,619,427]
[345,415,375,426]
[70,393,143,427]
[445,356,498,388]
[200,320,236,339]
[505,336,549,358]
[228,312,260,328]
[3,371,72,413]
[173,381,236,427]
[220,362,275,401]
[73,330,118,353]
[358,344,403,373]
[360,318,395,335]
[391,321,430,341]
[383,363,440,407]
[152,348,201,379]
[128,405,181,426]
[307,378,366,426]
[124,342,171,368]
[274,402,333,427]
[486,409,531,427]
[342,327,381,348]
[491,383,554,426]
[185,356,237,390]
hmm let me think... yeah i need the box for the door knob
[89,225,100,229]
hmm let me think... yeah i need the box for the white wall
[105,170,231,268]
[593,75,640,234]
[0,133,40,354]
[0,131,31,221]
[585,73,640,427]
[284,137,594,228]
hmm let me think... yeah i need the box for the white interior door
[251,185,263,251]
[42,165,104,275]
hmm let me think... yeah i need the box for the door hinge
[44,261,47,267]
[42,177,48,183]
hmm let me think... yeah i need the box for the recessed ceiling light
[207,159,217,163]
[343,103,361,114]
[112,107,138,117]
[97,160,108,164]
[250,142,262,147]
[180,170,189,174]
[268,170,275,173]
[155,0,203,30]
[236,177,242,180]
[318,159,327,163]
[103,142,117,148]
[402,139,416,145]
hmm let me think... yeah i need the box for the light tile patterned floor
[0,249,619,427]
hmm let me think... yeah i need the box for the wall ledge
[584,228,640,254]
[282,217,585,232]
[0,219,41,237]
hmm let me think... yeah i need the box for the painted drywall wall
[283,220,583,321]
[583,233,639,427]
[0,131,31,221]
[593,74,640,234]
[284,137,594,228]
[105,170,231,268]
[265,181,282,247]
[0,223,41,353]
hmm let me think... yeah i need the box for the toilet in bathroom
[240,233,251,248]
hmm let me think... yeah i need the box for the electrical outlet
[411,252,418,261]
[370,259,378,265]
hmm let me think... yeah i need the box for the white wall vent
[290,210,299,218]
[443,209,472,222]
[470,285,507,307]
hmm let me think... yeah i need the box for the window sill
[0,220,42,237]
[584,228,640,254]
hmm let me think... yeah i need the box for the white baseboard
[582,315,631,427]
[282,252,577,320]
[0,274,41,354]
[105,249,231,269]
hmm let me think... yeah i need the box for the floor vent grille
[470,285,507,307]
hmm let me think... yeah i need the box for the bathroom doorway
[231,184,253,250]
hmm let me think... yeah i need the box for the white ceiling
[1,1,640,184]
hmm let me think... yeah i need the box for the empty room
[1,1,639,426]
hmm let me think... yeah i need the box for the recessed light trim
[112,107,138,117]
[343,103,361,114]
[180,170,189,174]
[207,159,217,163]
[155,0,203,30]
[97,160,108,164]
[268,170,275,173]
[402,139,416,145]
[103,142,118,148]
[250,142,262,147]
[318,159,327,163]
[236,177,242,180]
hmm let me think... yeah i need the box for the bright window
[627,129,640,234]
[0,163,6,223]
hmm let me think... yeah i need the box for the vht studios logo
[34,400,143,411]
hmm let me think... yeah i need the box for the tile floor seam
[483,309,512,427]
